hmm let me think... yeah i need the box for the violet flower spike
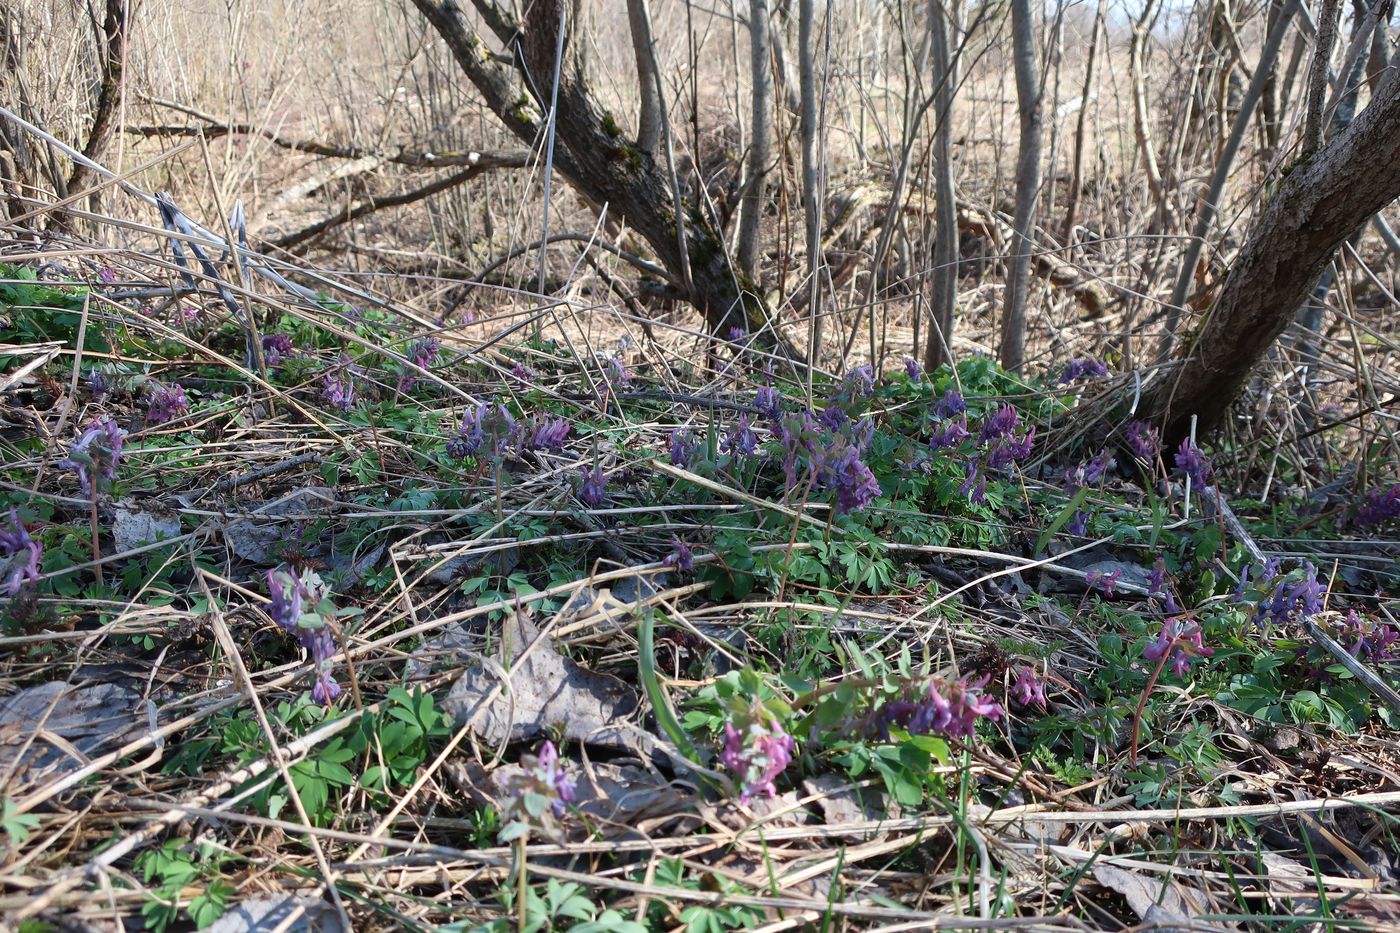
[903,674,1003,739]
[524,416,571,451]
[668,429,696,468]
[1123,420,1160,462]
[1010,666,1048,710]
[59,418,127,496]
[933,389,966,421]
[1143,618,1213,678]
[146,383,189,425]
[577,465,608,507]
[958,461,987,505]
[1059,357,1109,384]
[719,717,795,803]
[261,333,295,367]
[666,538,694,573]
[722,414,760,458]
[0,509,42,596]
[903,356,923,381]
[1356,483,1400,527]
[928,415,970,451]
[1174,438,1214,487]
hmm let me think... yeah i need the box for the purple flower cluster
[1174,439,1214,487]
[1086,568,1121,596]
[447,401,518,459]
[667,538,694,573]
[1252,561,1324,626]
[1335,610,1399,662]
[261,333,295,367]
[1059,358,1109,384]
[833,364,876,406]
[266,566,341,704]
[577,465,608,507]
[498,740,578,819]
[933,389,967,421]
[510,361,537,386]
[669,429,697,468]
[604,355,631,389]
[1356,484,1400,528]
[817,442,882,514]
[722,414,760,459]
[399,337,441,390]
[903,357,923,382]
[1,509,42,596]
[880,675,1003,740]
[1143,617,1212,678]
[321,355,363,411]
[1010,666,1048,710]
[522,415,571,451]
[928,415,970,452]
[1122,420,1160,463]
[958,461,987,505]
[977,404,1036,471]
[755,386,782,422]
[720,716,795,803]
[1063,451,1114,492]
[145,383,189,425]
[60,418,127,496]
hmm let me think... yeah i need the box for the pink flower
[1143,618,1213,678]
[1011,666,1047,709]
[720,717,795,803]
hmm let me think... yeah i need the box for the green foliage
[460,878,649,933]
[134,838,237,932]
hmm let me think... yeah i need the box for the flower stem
[89,494,102,587]
[1129,651,1170,764]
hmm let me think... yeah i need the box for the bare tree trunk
[65,0,127,206]
[1139,59,1400,445]
[925,0,961,372]
[1302,0,1342,156]
[410,0,797,355]
[998,0,1043,374]
[798,0,823,369]
[1258,0,1287,159]
[627,0,662,156]
[737,0,773,279]
[1061,0,1104,242]
[1160,0,1300,360]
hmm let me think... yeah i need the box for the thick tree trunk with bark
[1141,61,1400,445]
[410,0,792,352]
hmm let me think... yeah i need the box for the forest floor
[2,221,1400,933]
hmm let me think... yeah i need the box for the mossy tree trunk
[410,0,795,356]
[1138,59,1400,447]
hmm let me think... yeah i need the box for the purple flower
[816,444,881,514]
[720,717,795,803]
[836,364,876,404]
[933,389,967,421]
[88,368,113,399]
[1086,568,1121,596]
[321,355,363,411]
[928,415,970,451]
[266,567,340,705]
[722,414,760,458]
[399,337,441,390]
[985,427,1036,471]
[1066,511,1088,537]
[818,405,849,433]
[1123,420,1160,462]
[755,386,782,422]
[59,418,126,496]
[668,429,696,468]
[775,410,819,488]
[903,357,923,382]
[604,355,631,389]
[448,401,517,458]
[1059,358,1109,384]
[261,333,295,367]
[1256,562,1324,626]
[1356,484,1400,528]
[1336,610,1399,662]
[1010,666,1048,710]
[498,740,578,819]
[1143,617,1213,678]
[1063,451,1114,491]
[145,383,189,425]
[577,465,608,507]
[959,461,987,505]
[97,266,117,285]
[0,509,42,596]
[901,675,1003,740]
[510,361,537,386]
[523,416,571,451]
[978,404,1021,443]
[1147,558,1181,613]
[666,538,694,573]
[1174,439,1214,487]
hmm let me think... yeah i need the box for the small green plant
[458,878,648,933]
[134,838,237,932]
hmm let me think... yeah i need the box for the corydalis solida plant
[0,509,41,596]
[60,418,126,496]
[265,566,342,704]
